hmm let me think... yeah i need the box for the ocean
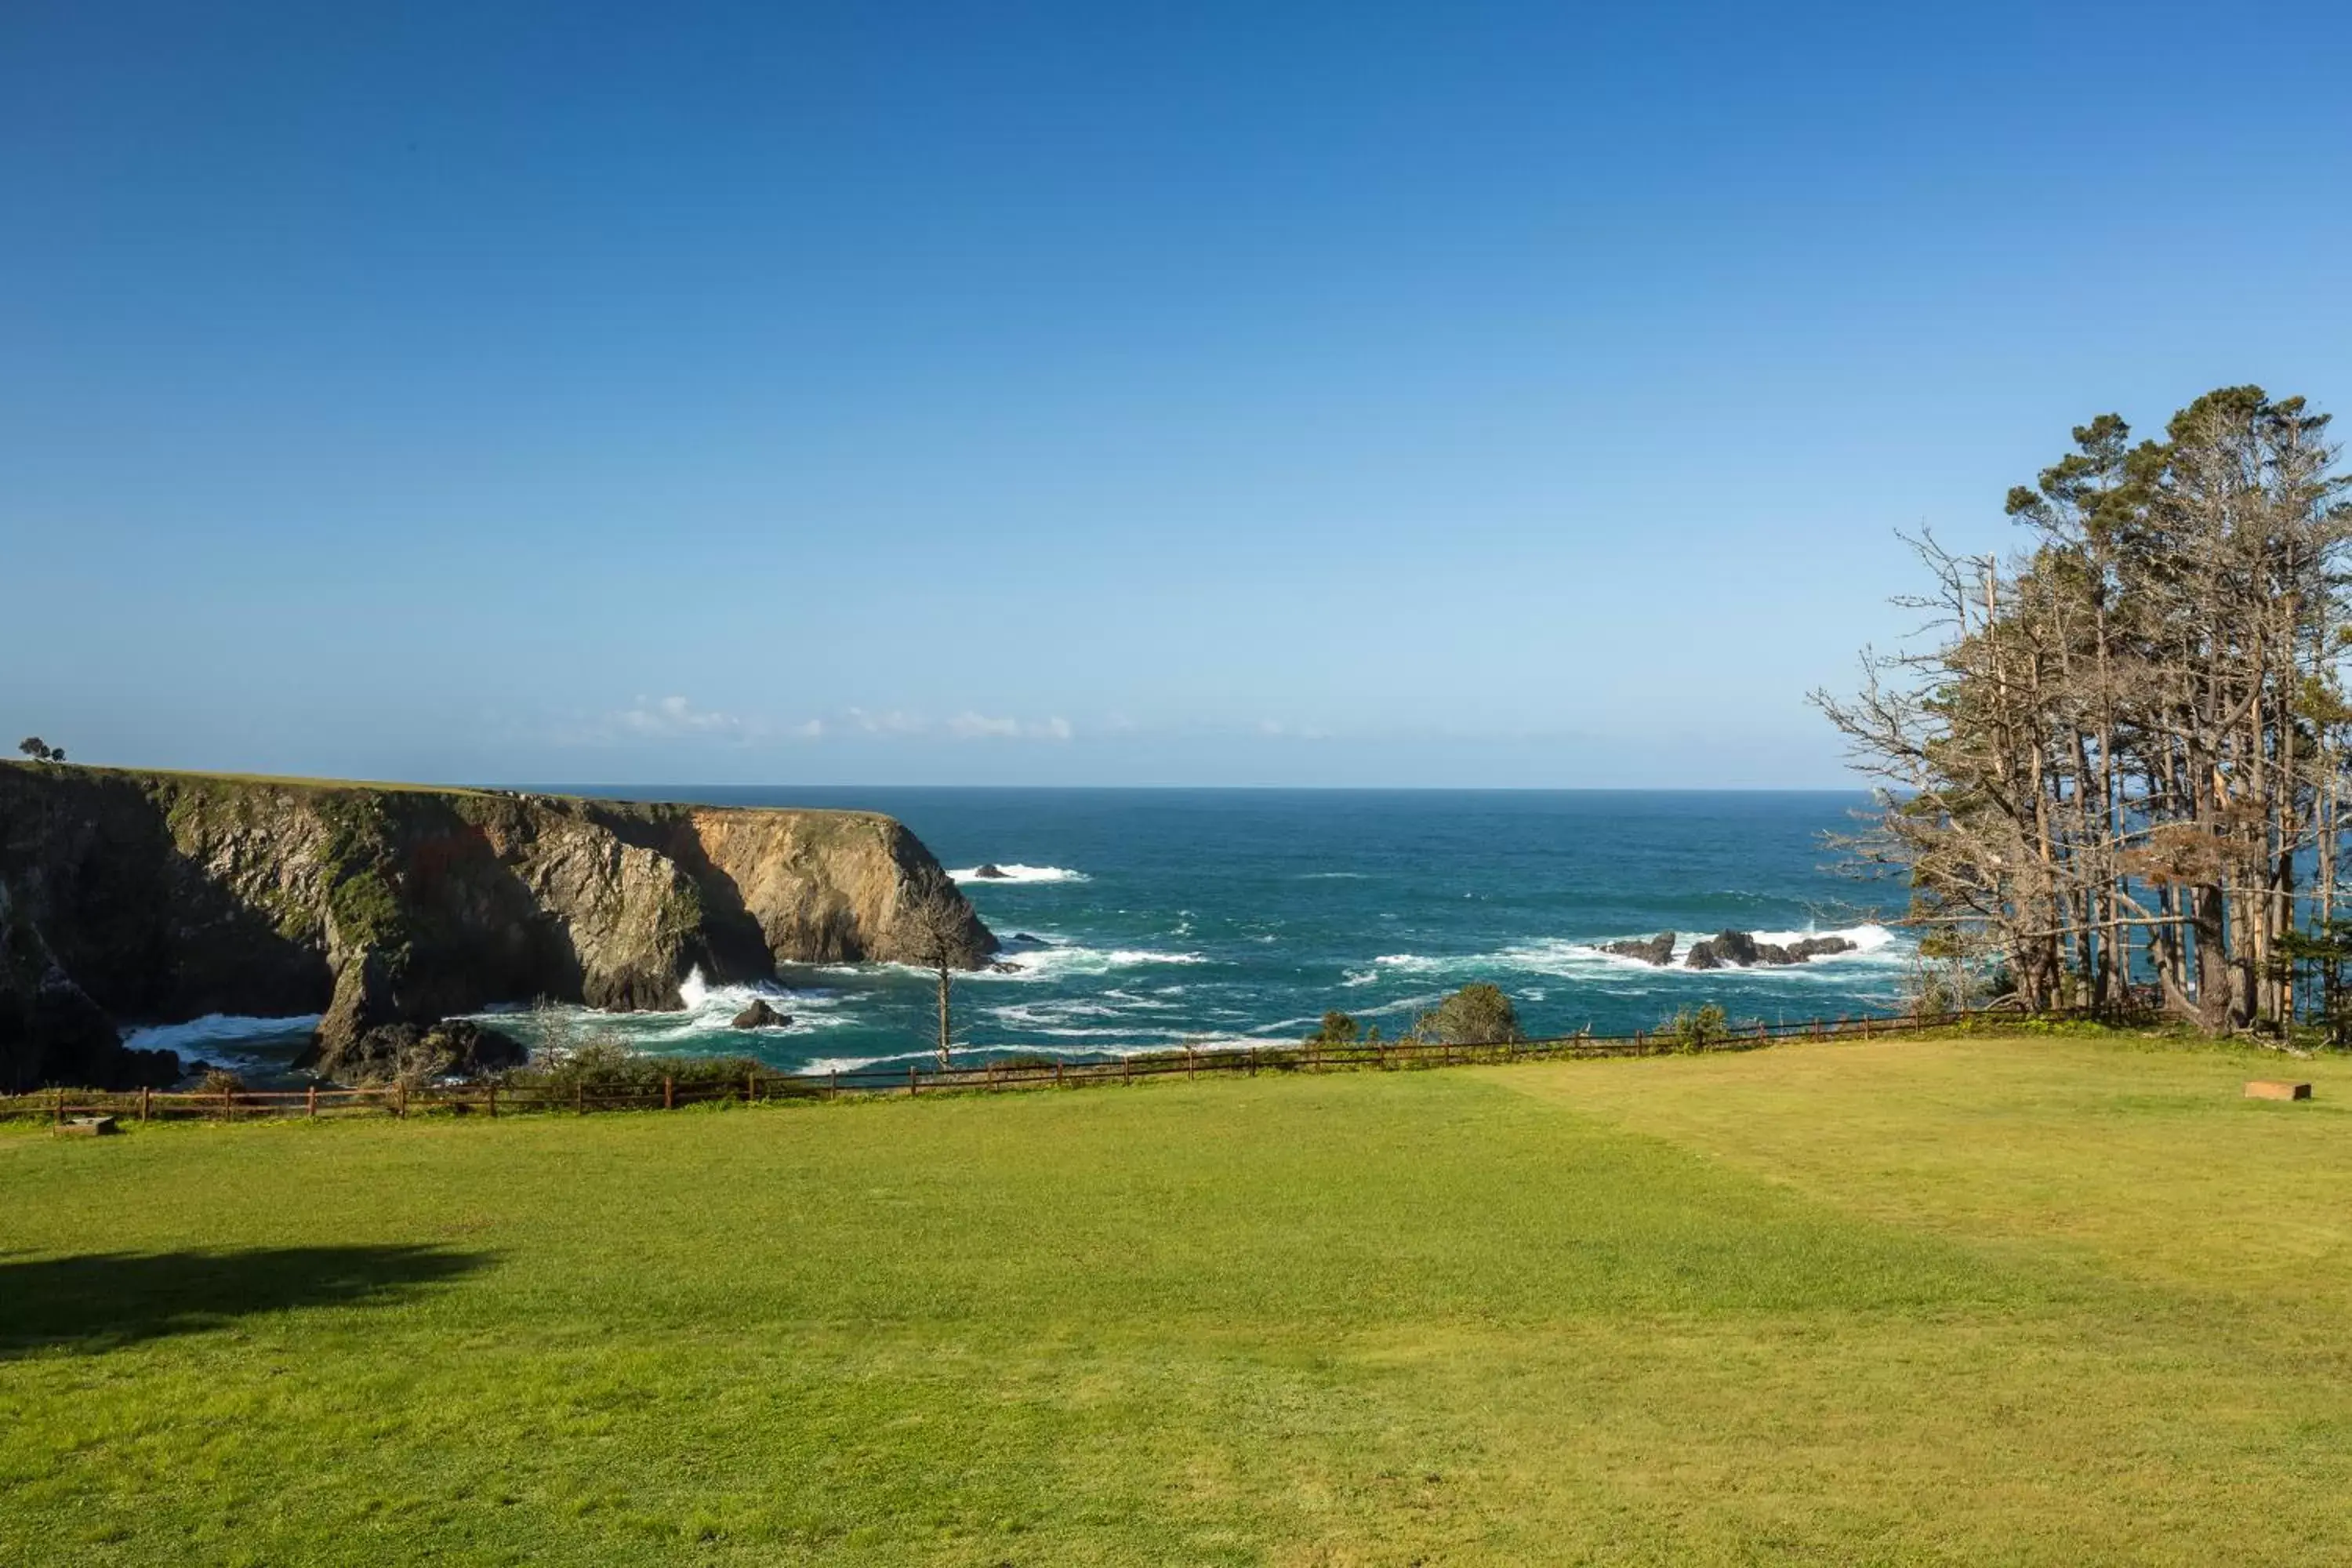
[131,788,1913,1077]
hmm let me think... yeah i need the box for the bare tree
[895,881,986,1069]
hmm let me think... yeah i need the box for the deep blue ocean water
[138,789,1911,1076]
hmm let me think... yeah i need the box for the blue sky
[5,1,2348,787]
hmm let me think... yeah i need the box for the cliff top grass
[0,759,891,822]
[6,1029,2352,1565]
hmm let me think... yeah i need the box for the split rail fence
[3,1005,2135,1127]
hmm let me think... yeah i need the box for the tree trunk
[935,964,952,1069]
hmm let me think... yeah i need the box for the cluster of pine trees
[1818,386,2351,1037]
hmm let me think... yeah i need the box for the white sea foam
[968,946,1205,982]
[122,1011,322,1048]
[121,1012,321,1067]
[949,863,1089,884]
[1350,925,1904,988]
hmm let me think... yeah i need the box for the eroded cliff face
[0,764,993,1088]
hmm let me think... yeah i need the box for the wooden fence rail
[3,1004,2140,1127]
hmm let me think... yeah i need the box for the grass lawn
[5,1032,2351,1565]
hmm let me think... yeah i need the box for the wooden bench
[58,1114,119,1135]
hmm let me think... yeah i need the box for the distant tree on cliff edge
[898,884,977,1069]
[16,737,61,763]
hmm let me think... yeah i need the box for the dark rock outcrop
[971,863,1011,880]
[0,879,181,1090]
[1602,932,1676,966]
[1683,929,1858,970]
[296,1017,527,1084]
[0,763,994,1087]
[731,999,789,1029]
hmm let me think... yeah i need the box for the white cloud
[948,712,1073,742]
[846,707,928,736]
[615,695,747,738]
[572,702,1075,748]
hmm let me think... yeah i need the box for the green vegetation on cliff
[5,1032,2350,1563]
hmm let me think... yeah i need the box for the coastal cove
[146,788,1911,1080]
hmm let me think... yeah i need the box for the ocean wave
[969,946,1206,982]
[1348,925,1904,986]
[121,1012,321,1060]
[949,863,1089,884]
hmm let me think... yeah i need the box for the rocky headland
[0,764,994,1090]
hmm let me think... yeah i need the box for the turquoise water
[138,789,1910,1076]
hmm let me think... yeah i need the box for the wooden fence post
[746,1070,758,1105]
[306,1083,318,1120]
[1055,1060,1065,1087]
[908,1065,918,1098]
[664,1076,675,1111]
[54,1087,64,1129]
[575,1081,586,1116]
[223,1083,235,1123]
[1123,1055,1132,1086]
[394,1082,406,1120]
[829,1069,839,1102]
[1249,1046,1258,1076]
[140,1085,151,1123]
[487,1081,498,1120]
[1187,1047,1196,1081]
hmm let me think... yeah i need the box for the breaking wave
[1349,925,1904,985]
[949,863,1089,884]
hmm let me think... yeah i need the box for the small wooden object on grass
[2245,1080,2313,1102]
[60,1115,118,1137]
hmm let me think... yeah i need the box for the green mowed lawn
[5,1035,2351,1565]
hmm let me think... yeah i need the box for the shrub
[1411,984,1523,1046]
[521,1042,765,1095]
[1657,1003,1731,1052]
[1305,1010,1361,1045]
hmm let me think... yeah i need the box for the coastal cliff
[0,764,993,1089]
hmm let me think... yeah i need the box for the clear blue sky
[5,2,2347,787]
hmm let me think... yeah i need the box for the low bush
[1410,984,1523,1046]
[1656,1003,1733,1052]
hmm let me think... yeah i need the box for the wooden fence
[2,1005,2133,1128]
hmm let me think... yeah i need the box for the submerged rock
[1602,932,1676,966]
[988,960,1025,974]
[972,863,1011,880]
[731,999,789,1029]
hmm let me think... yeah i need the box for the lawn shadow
[0,1245,492,1357]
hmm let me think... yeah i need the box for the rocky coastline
[0,764,993,1091]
